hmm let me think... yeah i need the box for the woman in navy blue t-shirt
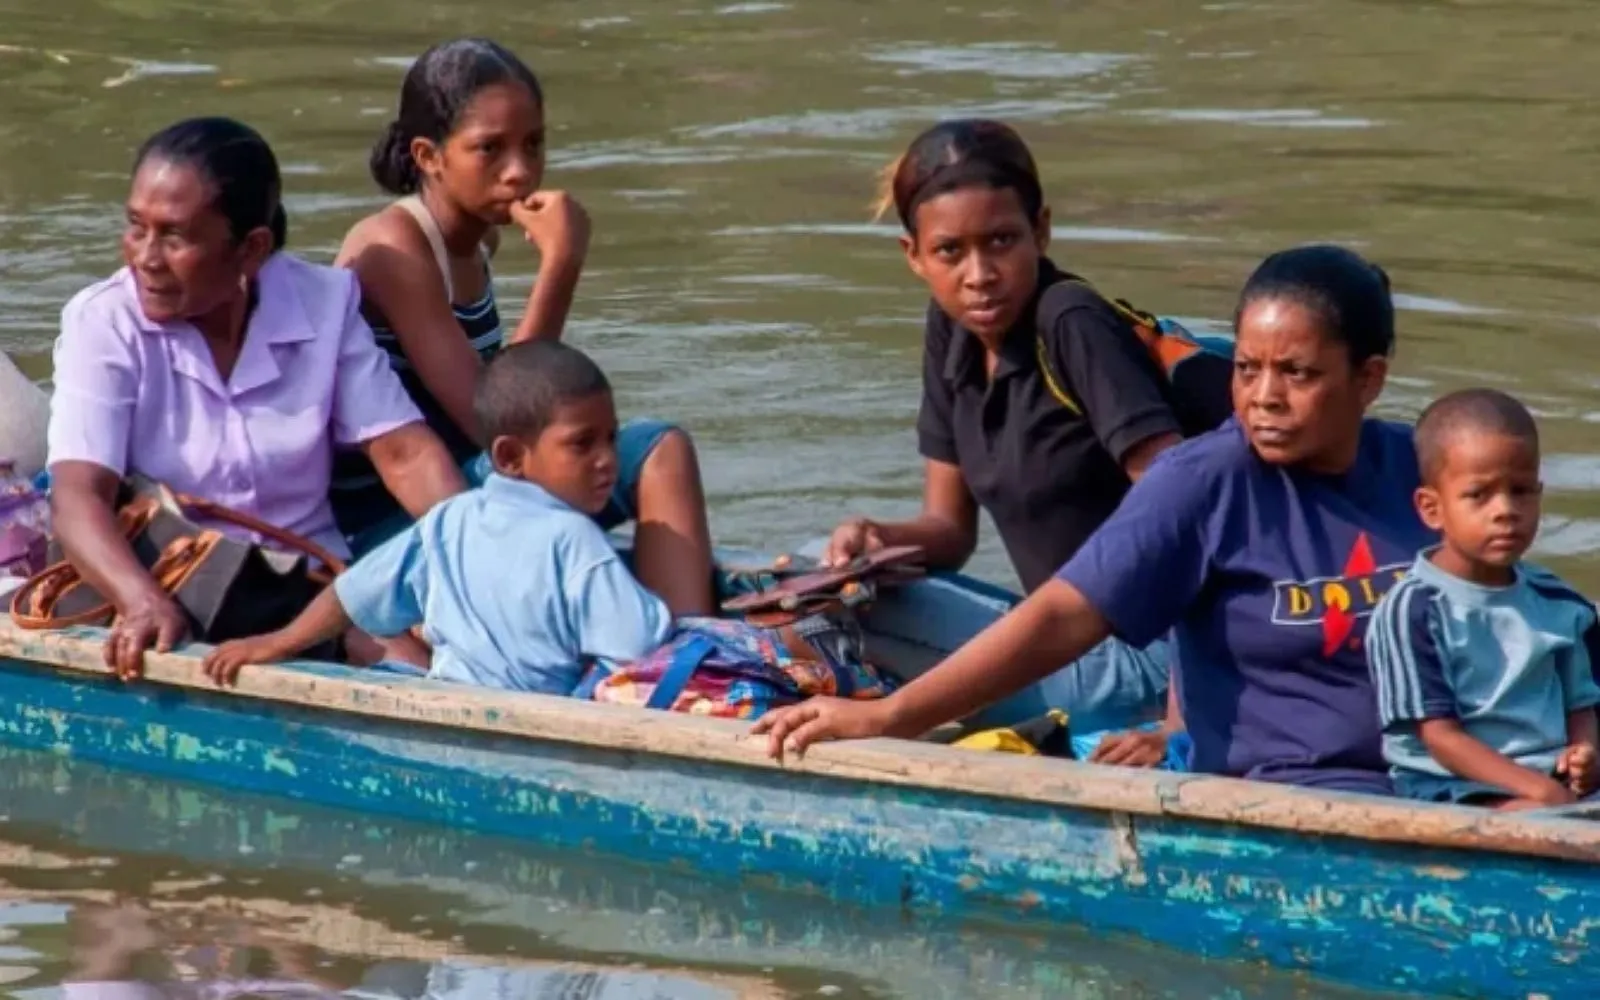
[756,245,1437,796]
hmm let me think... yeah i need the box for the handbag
[580,614,898,720]
[10,479,345,646]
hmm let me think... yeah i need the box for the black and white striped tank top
[330,196,503,503]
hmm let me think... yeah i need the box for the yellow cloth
[951,709,1069,756]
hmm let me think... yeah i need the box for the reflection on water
[0,897,780,1000]
[0,745,1386,1000]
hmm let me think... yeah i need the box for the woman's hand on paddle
[1090,729,1170,768]
[821,518,885,568]
[104,593,187,681]
[752,697,896,761]
[202,632,291,687]
[511,191,591,269]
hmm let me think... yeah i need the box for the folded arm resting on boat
[754,578,1109,759]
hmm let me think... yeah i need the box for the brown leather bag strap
[168,493,346,574]
[9,532,222,631]
[9,561,115,630]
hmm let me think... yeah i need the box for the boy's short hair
[1414,388,1539,484]
[473,341,612,441]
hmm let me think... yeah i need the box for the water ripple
[99,59,215,89]
[868,44,1139,80]
[712,222,1210,244]
[1391,293,1503,317]
[1542,454,1600,493]
[683,98,1105,140]
[1129,108,1381,129]
[554,140,818,169]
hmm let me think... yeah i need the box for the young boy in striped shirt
[1367,388,1600,809]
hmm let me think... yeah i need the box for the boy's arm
[276,586,352,651]
[1556,616,1600,792]
[1417,718,1572,804]
[1551,614,1600,794]
[203,586,352,685]
[201,525,429,685]
[1559,709,1600,796]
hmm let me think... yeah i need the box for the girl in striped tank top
[331,38,715,616]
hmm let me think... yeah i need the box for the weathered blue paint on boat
[0,742,1390,1000]
[0,569,1595,999]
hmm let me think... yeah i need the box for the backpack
[577,615,898,720]
[1035,278,1235,438]
[578,547,920,719]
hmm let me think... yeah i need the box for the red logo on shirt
[1270,532,1409,654]
[1321,534,1376,656]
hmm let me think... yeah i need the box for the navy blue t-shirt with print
[1058,418,1436,795]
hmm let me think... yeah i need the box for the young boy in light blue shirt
[1367,388,1600,809]
[203,341,673,694]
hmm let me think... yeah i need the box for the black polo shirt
[916,259,1183,593]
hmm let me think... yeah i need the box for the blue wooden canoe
[0,740,1382,1000]
[0,564,1595,999]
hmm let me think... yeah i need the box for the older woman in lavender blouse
[47,117,465,679]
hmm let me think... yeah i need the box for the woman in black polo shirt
[826,119,1225,753]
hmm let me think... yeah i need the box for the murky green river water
[1,0,1597,994]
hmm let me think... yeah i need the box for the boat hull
[0,614,1596,998]
[0,742,1377,1000]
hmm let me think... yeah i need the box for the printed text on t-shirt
[1269,533,1409,656]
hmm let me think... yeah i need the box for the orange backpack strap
[1035,277,1169,418]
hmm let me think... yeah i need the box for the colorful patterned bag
[580,615,898,720]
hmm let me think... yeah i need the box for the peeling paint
[0,658,1593,998]
[261,750,298,778]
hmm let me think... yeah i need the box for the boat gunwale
[4,620,1600,864]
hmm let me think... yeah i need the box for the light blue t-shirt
[1366,551,1600,780]
[333,474,672,695]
